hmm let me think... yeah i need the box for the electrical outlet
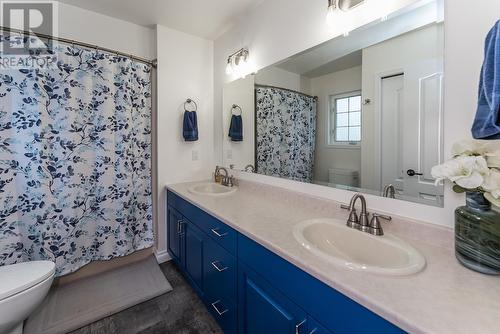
[226,150,233,159]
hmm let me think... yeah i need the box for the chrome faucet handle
[369,213,392,236]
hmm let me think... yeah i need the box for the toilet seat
[0,261,56,301]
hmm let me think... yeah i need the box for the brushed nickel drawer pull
[211,261,228,272]
[177,220,183,234]
[211,228,228,238]
[211,300,229,316]
[295,319,307,334]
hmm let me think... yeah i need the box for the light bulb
[225,59,233,75]
[239,56,249,78]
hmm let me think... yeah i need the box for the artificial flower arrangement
[431,139,500,207]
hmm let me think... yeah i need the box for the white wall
[156,25,214,252]
[57,3,155,59]
[310,66,362,183]
[222,75,255,169]
[214,0,500,228]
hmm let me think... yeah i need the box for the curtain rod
[255,84,318,101]
[0,26,157,68]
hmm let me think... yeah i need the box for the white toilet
[0,261,55,334]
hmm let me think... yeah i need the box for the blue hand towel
[472,20,500,139]
[183,111,198,141]
[228,115,243,141]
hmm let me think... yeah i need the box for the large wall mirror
[222,0,445,207]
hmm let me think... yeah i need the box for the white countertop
[167,180,500,334]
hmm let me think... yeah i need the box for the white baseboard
[154,249,172,264]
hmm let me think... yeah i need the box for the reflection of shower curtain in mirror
[255,87,317,183]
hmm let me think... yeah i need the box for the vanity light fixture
[225,58,233,75]
[326,0,365,27]
[225,48,251,77]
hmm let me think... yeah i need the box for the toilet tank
[328,168,359,187]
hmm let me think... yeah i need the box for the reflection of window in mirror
[328,91,362,147]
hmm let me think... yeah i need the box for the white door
[402,67,444,206]
[380,74,405,194]
[380,68,444,206]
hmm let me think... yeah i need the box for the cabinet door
[184,220,205,295]
[239,263,307,334]
[167,206,182,263]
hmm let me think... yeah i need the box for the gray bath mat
[24,256,173,334]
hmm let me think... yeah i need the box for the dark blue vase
[455,192,500,275]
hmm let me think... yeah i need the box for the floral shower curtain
[0,40,154,276]
[255,86,317,183]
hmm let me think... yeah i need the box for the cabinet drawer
[204,236,237,304]
[168,191,237,254]
[205,297,237,334]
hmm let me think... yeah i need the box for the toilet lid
[0,261,56,300]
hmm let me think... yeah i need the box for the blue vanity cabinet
[167,190,404,334]
[167,191,238,333]
[238,262,308,334]
[238,234,404,334]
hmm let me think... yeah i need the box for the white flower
[431,156,489,189]
[485,150,500,168]
[483,169,500,199]
[452,139,489,156]
[485,193,500,208]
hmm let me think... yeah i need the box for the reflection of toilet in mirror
[329,168,359,188]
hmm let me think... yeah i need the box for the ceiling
[57,0,262,40]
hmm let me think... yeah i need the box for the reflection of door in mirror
[366,23,444,206]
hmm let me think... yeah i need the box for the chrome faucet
[341,193,392,236]
[383,184,396,199]
[215,166,235,187]
[344,194,370,232]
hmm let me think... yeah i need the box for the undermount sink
[188,182,238,196]
[293,218,426,276]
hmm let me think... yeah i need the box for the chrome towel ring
[231,104,242,116]
[184,98,198,112]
